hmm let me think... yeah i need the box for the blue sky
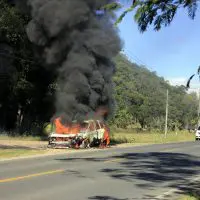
[116,2,200,89]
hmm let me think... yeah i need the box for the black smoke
[25,0,122,123]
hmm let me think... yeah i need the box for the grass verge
[0,130,195,159]
[110,131,195,145]
[0,149,46,159]
[179,194,200,200]
[0,135,42,141]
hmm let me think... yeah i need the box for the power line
[121,49,143,65]
[119,51,138,67]
[119,51,158,76]
[121,49,156,72]
[126,49,147,66]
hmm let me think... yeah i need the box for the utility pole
[198,88,200,126]
[165,89,169,138]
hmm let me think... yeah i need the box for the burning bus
[48,117,110,149]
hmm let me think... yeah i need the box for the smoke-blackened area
[26,0,122,123]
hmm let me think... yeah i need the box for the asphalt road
[0,142,200,200]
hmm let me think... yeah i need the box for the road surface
[0,142,200,200]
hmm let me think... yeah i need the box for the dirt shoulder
[0,133,194,161]
[0,140,47,150]
[0,140,70,160]
[0,139,148,161]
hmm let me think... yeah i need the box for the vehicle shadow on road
[55,151,200,199]
[100,152,200,199]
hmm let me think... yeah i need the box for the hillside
[111,54,198,130]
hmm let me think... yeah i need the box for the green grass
[0,133,47,159]
[0,149,46,159]
[0,135,42,141]
[180,194,200,200]
[110,130,195,145]
[0,130,195,144]
[0,130,195,159]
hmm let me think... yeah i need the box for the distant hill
[110,54,198,130]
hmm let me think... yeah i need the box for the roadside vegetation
[0,149,46,159]
[110,130,195,145]
[0,1,198,148]
[0,134,41,141]
[180,194,200,200]
[0,130,194,144]
[0,129,195,159]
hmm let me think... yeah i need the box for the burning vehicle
[25,0,121,150]
[48,117,110,149]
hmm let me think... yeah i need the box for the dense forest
[111,55,198,130]
[0,1,198,135]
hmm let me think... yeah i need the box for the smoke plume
[26,0,122,123]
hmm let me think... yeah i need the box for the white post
[165,89,169,138]
[198,89,200,126]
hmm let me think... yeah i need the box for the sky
[116,1,200,91]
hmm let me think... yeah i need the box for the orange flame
[54,117,80,134]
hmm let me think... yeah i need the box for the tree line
[0,1,198,135]
[109,55,198,130]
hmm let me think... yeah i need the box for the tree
[0,0,198,134]
[106,0,199,32]
[110,54,198,130]
[0,0,56,133]
[0,0,29,130]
